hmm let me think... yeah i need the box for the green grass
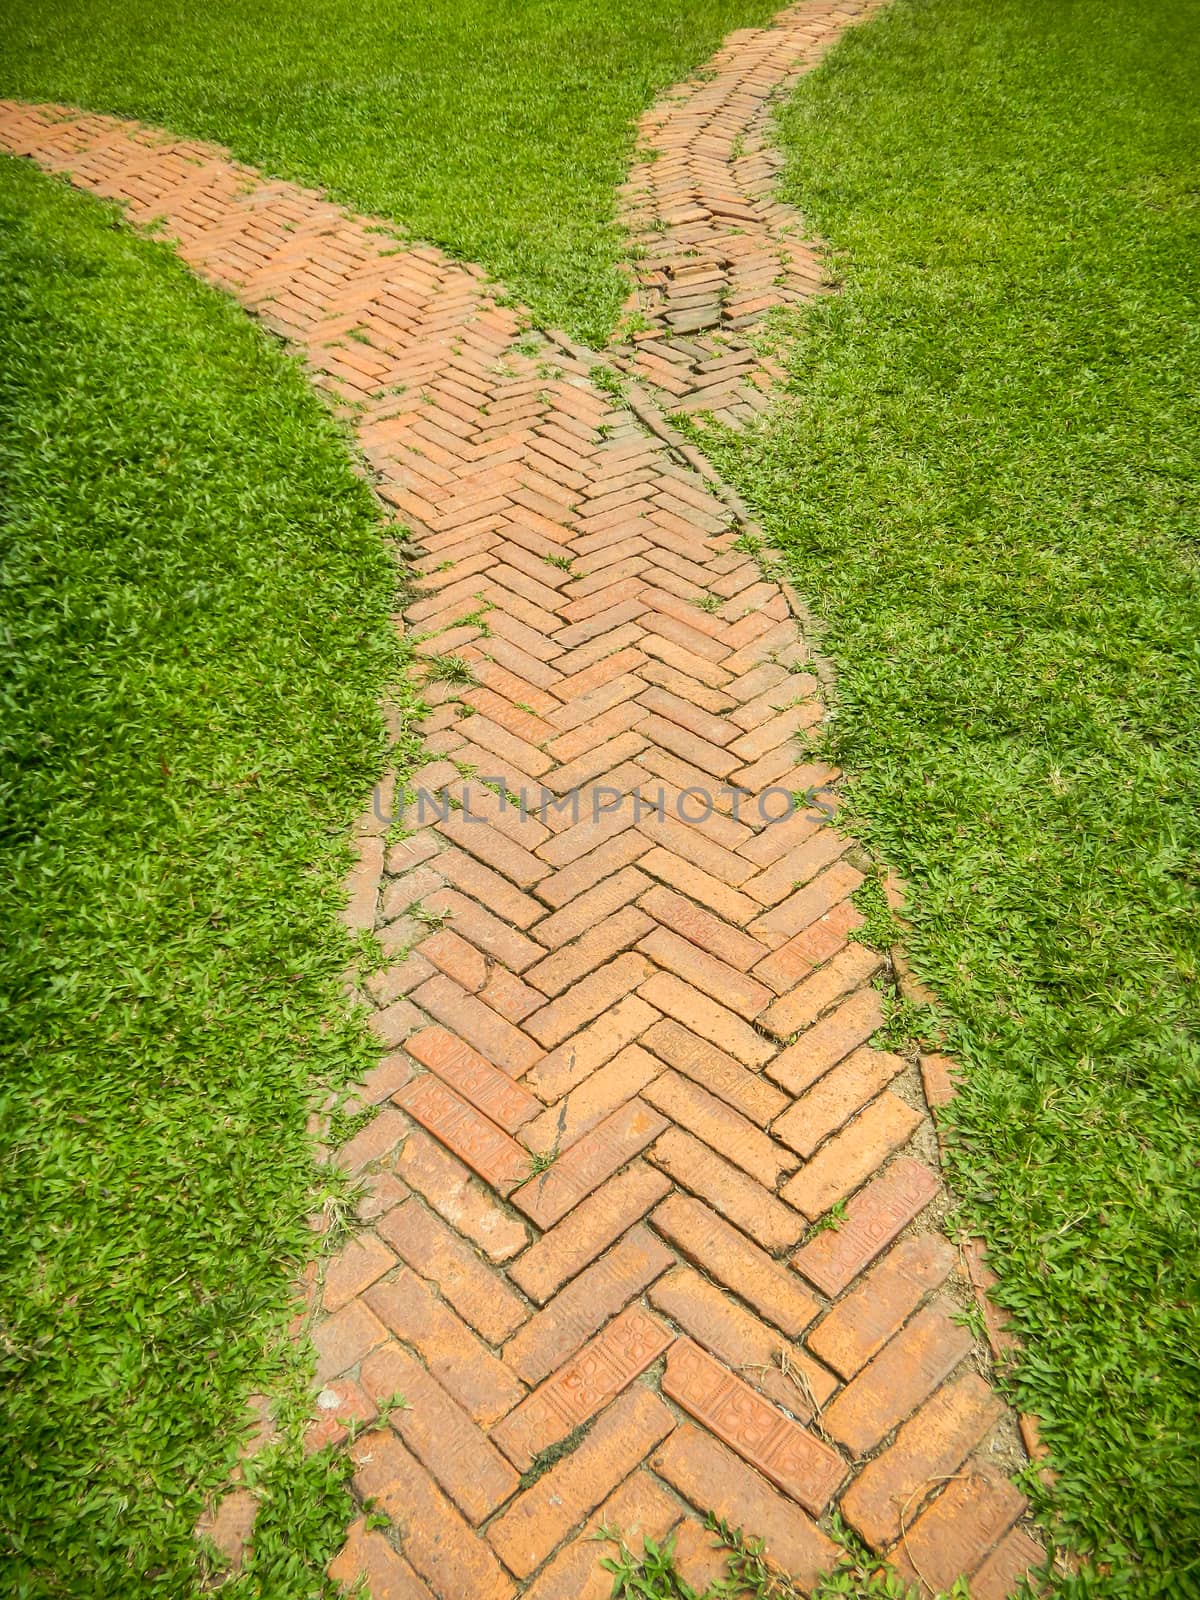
[699,0,1200,1591]
[0,0,775,344]
[0,155,403,1595]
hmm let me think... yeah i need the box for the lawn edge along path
[1,7,1048,1596]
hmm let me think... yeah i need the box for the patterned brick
[792,1158,940,1296]
[396,1075,530,1196]
[649,1192,818,1337]
[510,1099,668,1228]
[503,1225,674,1385]
[840,1373,1006,1549]
[772,1045,906,1158]
[765,987,885,1096]
[781,1092,922,1219]
[359,1342,520,1523]
[488,1385,675,1579]
[650,1264,836,1417]
[889,1468,1027,1594]
[492,1305,672,1469]
[650,1127,803,1253]
[642,1071,794,1188]
[376,1199,527,1344]
[824,1302,974,1456]
[328,1516,435,1600]
[807,1234,955,1379]
[641,1018,787,1125]
[652,1425,839,1593]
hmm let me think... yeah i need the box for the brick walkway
[1,8,1045,1597]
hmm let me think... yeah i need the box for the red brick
[511,1098,668,1228]
[519,1470,679,1600]
[649,1192,817,1337]
[773,1046,907,1158]
[359,1342,519,1524]
[521,1043,662,1155]
[376,1198,527,1344]
[651,1424,838,1592]
[197,1487,258,1572]
[411,973,541,1075]
[642,1072,794,1188]
[791,1158,940,1296]
[480,965,544,1023]
[396,1074,530,1195]
[525,907,654,997]
[921,1050,961,1110]
[766,988,885,1096]
[969,1525,1046,1600]
[760,943,883,1038]
[637,883,766,971]
[649,1264,835,1417]
[840,1374,1006,1549]
[405,1025,541,1133]
[337,1106,409,1172]
[663,1340,844,1513]
[528,864,650,948]
[322,1232,398,1314]
[640,1019,786,1125]
[368,998,425,1048]
[638,925,771,1019]
[350,1431,511,1600]
[328,1516,434,1600]
[417,926,487,992]
[397,1128,528,1263]
[311,1298,387,1383]
[747,858,861,937]
[492,1305,672,1469]
[364,951,436,1007]
[889,1467,1027,1594]
[650,1126,802,1254]
[526,993,659,1100]
[365,1270,525,1426]
[752,899,864,991]
[638,845,759,925]
[524,953,652,1049]
[503,1224,674,1385]
[638,971,773,1067]
[488,1384,675,1579]
[808,1234,956,1379]
[438,844,547,929]
[825,1301,974,1456]
[507,1161,671,1303]
[781,1092,922,1219]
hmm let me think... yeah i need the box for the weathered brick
[650,1192,818,1337]
[650,1127,802,1253]
[526,907,654,997]
[638,845,760,924]
[508,1161,671,1303]
[526,993,659,1100]
[889,1468,1027,1595]
[406,1026,541,1133]
[643,1072,794,1188]
[304,1374,378,1455]
[766,988,885,1096]
[530,865,651,948]
[376,1198,527,1344]
[840,1373,1006,1549]
[504,1225,674,1385]
[350,1431,511,1600]
[511,1098,668,1228]
[365,1270,525,1426]
[638,971,773,1067]
[322,1232,398,1314]
[411,973,541,1075]
[649,1264,836,1417]
[760,943,883,1038]
[359,1341,519,1524]
[752,898,864,991]
[397,1129,528,1263]
[651,1424,838,1592]
[396,1074,530,1196]
[519,1471,680,1600]
[640,1019,786,1125]
[311,1298,387,1384]
[773,1046,907,1159]
[638,925,771,1019]
[488,1384,675,1579]
[492,1305,672,1469]
[328,1516,434,1600]
[521,1044,662,1155]
[663,1340,844,1513]
[824,1301,974,1456]
[791,1158,940,1296]
[638,883,766,971]
[781,1092,922,1220]
[807,1234,955,1379]
[337,1106,410,1173]
[969,1525,1046,1600]
[524,954,653,1049]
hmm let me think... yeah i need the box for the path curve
[2,11,1044,1596]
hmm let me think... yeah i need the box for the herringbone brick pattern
[612,0,887,427]
[1,13,1044,1594]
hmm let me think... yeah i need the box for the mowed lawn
[0,0,775,343]
[0,158,399,1595]
[698,0,1200,1592]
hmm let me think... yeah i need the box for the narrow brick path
[612,0,887,427]
[1,10,1044,1597]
